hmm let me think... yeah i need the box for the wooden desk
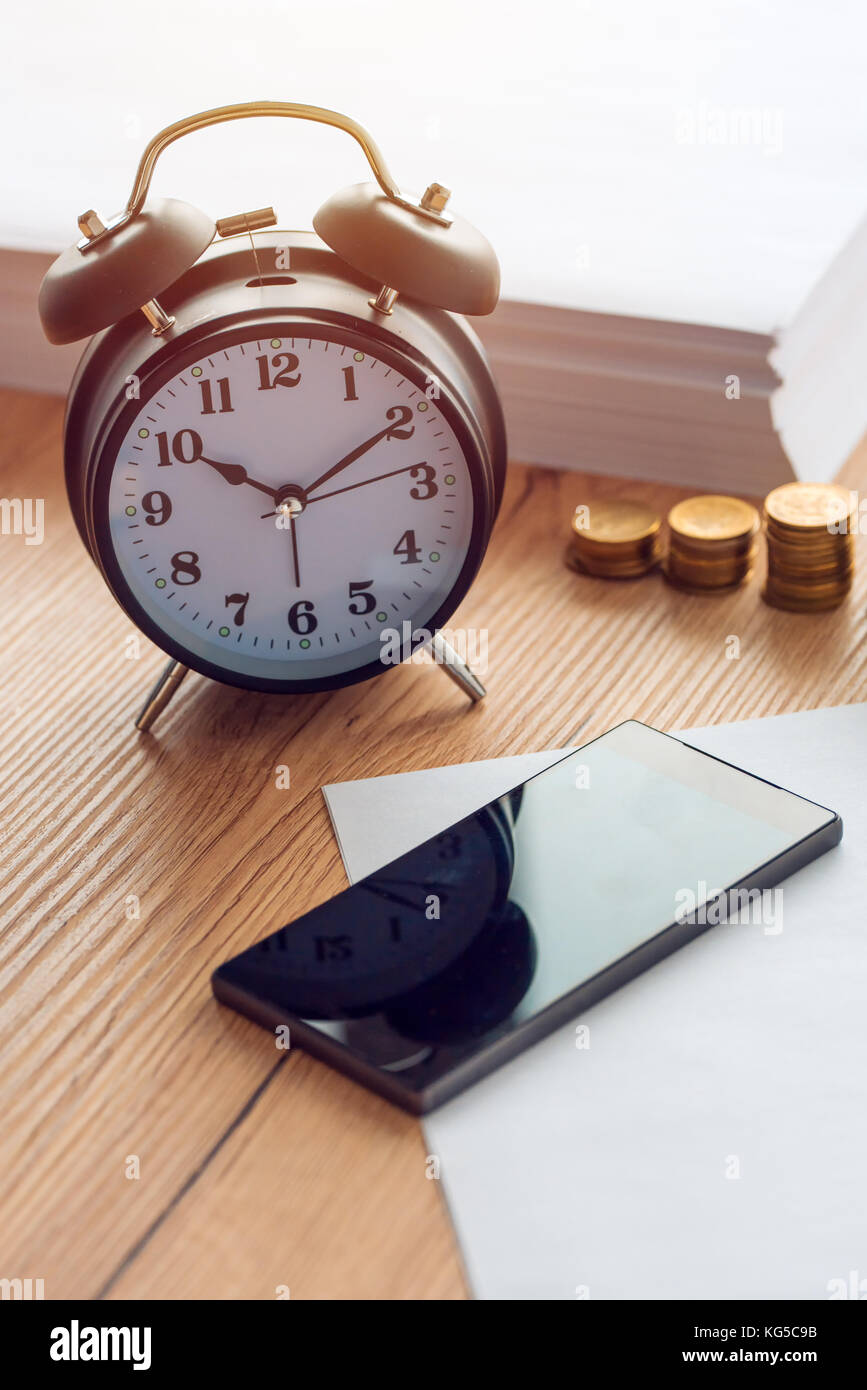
[2,386,865,1299]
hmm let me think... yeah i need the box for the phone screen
[213,721,839,1110]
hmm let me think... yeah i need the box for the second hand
[259,464,424,519]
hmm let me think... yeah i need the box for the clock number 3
[409,464,437,500]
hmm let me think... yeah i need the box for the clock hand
[359,883,430,914]
[304,405,414,496]
[201,456,278,501]
[289,509,301,588]
[306,463,425,505]
[257,463,422,519]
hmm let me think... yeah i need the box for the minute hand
[305,406,413,496]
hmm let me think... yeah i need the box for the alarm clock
[38,101,507,731]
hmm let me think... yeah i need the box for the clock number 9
[156,429,203,466]
[142,491,172,526]
[288,599,318,635]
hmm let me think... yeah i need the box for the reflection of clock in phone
[226,802,517,1020]
[214,721,840,1113]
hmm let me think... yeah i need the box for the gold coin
[672,533,756,558]
[668,495,759,542]
[765,574,852,598]
[572,499,660,545]
[663,561,752,595]
[565,543,658,580]
[764,528,853,553]
[762,585,849,613]
[669,543,756,570]
[764,482,854,532]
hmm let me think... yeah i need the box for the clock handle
[40,99,498,344]
[76,101,450,256]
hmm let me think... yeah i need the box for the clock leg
[431,632,486,703]
[134,659,190,732]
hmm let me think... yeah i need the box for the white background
[3,0,866,330]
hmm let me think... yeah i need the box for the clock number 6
[288,599,318,635]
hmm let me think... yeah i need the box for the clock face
[100,323,481,689]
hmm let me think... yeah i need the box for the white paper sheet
[322,704,867,1300]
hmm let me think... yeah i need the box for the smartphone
[212,720,841,1113]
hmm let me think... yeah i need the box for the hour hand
[201,455,277,501]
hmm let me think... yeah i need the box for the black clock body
[62,229,507,694]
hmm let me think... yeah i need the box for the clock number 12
[256,353,301,390]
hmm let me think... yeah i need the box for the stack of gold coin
[664,495,760,592]
[566,499,662,578]
[763,482,855,612]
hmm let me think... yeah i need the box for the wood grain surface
[1,385,865,1300]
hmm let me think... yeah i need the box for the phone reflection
[225,788,536,1069]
